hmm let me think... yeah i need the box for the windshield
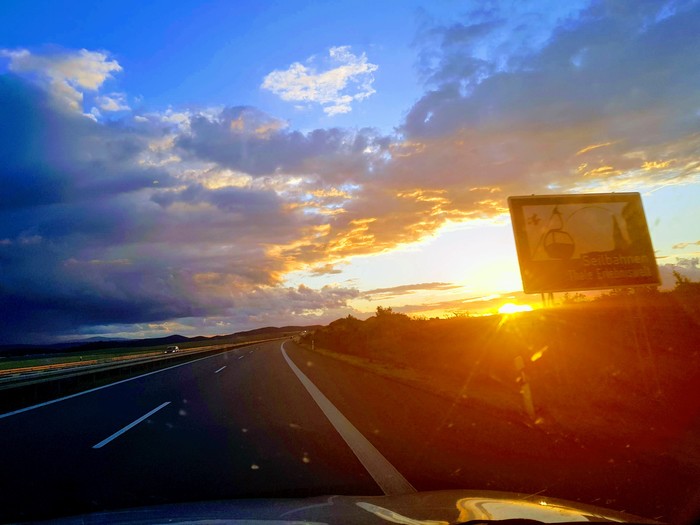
[1,1,699,524]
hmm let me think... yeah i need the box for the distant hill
[68,334,192,352]
[77,336,130,343]
[0,325,321,358]
[233,325,322,338]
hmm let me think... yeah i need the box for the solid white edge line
[92,401,171,449]
[214,366,227,374]
[0,350,230,420]
[280,341,416,496]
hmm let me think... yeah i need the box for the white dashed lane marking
[92,402,171,449]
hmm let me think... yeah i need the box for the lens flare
[498,303,533,315]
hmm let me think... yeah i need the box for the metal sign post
[507,192,662,415]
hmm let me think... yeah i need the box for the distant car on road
[164,345,179,354]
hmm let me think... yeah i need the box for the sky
[1,0,699,344]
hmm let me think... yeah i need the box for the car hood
[44,489,662,524]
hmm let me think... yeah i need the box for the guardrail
[0,337,287,415]
[0,343,234,380]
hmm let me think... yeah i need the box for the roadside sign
[508,193,660,293]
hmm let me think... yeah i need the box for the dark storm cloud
[0,75,173,210]
[0,257,215,343]
[0,77,364,343]
[0,78,241,342]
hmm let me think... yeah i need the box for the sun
[498,303,534,315]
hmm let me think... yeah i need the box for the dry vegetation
[304,280,700,466]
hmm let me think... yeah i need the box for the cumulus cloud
[658,257,700,287]
[96,92,130,112]
[261,46,378,115]
[175,105,390,178]
[0,47,122,111]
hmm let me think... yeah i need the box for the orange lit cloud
[363,282,462,300]
[576,142,616,155]
[672,240,700,250]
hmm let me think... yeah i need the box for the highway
[0,340,386,522]
[0,339,695,522]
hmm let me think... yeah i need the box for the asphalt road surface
[0,339,696,523]
[0,340,389,522]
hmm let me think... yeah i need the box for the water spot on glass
[289,423,301,430]
[302,453,310,464]
[251,464,260,470]
[306,361,314,367]
[372,429,379,435]
[241,428,248,433]
[179,409,187,416]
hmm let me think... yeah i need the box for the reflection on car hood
[44,490,662,524]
